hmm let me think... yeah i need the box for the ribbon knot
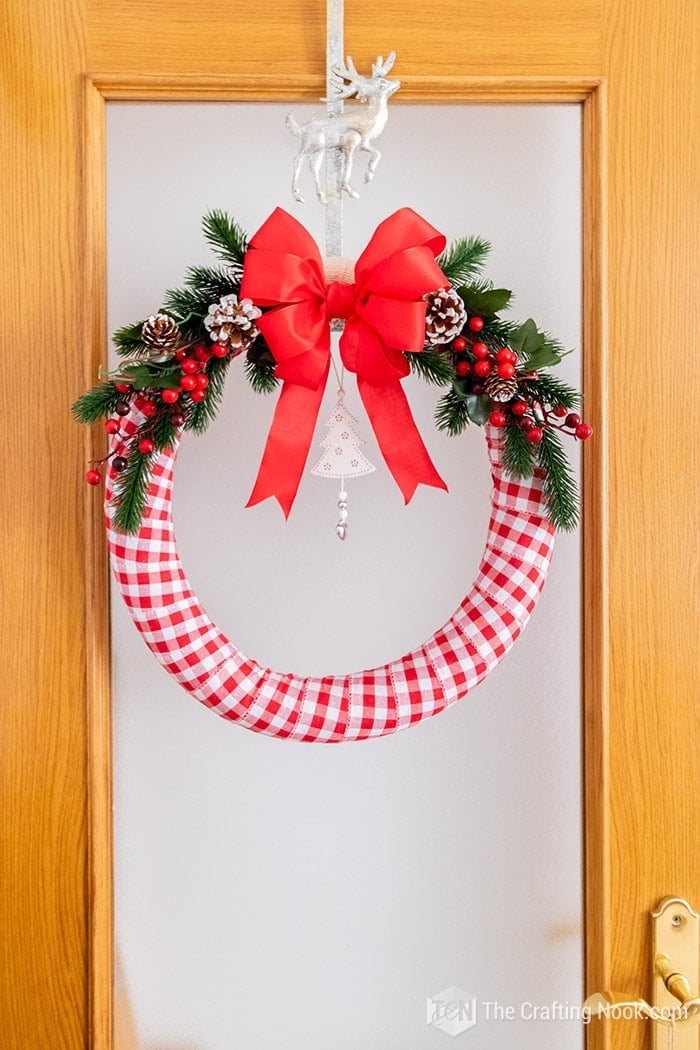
[325,281,355,321]
[239,207,450,517]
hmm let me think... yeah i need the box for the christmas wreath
[73,207,589,742]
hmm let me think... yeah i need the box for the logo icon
[427,985,477,1037]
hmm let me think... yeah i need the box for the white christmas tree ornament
[311,393,375,539]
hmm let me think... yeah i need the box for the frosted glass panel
[109,103,582,1050]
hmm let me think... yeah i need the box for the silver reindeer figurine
[286,52,401,205]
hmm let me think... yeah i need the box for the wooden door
[1,2,697,1048]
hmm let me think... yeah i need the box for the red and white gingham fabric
[106,407,555,742]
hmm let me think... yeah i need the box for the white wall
[109,102,583,1050]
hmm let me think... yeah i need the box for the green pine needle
[112,447,152,534]
[151,410,178,451]
[408,348,453,386]
[522,371,582,410]
[244,355,279,394]
[202,210,248,270]
[161,285,212,329]
[438,236,491,288]
[502,423,536,479]
[183,264,237,302]
[536,426,581,532]
[113,321,146,358]
[72,381,122,424]
[435,388,472,436]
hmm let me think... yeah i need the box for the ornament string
[326,0,352,539]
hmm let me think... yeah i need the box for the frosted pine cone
[141,313,181,354]
[484,373,519,402]
[204,293,261,353]
[424,287,467,345]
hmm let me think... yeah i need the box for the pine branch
[536,426,580,532]
[113,321,146,358]
[202,210,248,270]
[482,316,518,347]
[521,371,581,410]
[408,348,453,386]
[184,356,230,434]
[112,446,152,534]
[243,354,279,394]
[151,410,178,451]
[438,236,491,287]
[160,285,212,330]
[183,264,238,302]
[435,387,472,436]
[72,381,122,424]
[502,423,535,478]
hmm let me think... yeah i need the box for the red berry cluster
[85,341,221,487]
[448,316,593,447]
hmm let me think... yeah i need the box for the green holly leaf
[465,394,492,425]
[121,363,180,390]
[459,287,512,319]
[508,318,543,357]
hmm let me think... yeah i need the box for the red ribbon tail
[246,374,327,518]
[357,379,448,503]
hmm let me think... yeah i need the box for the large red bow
[239,207,449,517]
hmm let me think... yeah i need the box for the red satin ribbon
[239,207,450,517]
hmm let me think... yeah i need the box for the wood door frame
[82,74,608,1048]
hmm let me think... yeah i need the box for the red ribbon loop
[239,207,450,517]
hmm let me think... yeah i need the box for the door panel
[2,2,698,1049]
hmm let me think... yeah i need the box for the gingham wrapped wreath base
[106,408,554,743]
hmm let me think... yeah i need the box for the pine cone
[204,293,261,354]
[484,373,519,402]
[141,313,180,354]
[424,287,467,345]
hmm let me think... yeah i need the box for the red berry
[495,348,511,363]
[141,400,157,417]
[112,456,128,473]
[575,422,593,440]
[526,427,544,444]
[114,383,130,394]
[565,412,581,429]
[472,342,489,359]
[175,348,188,362]
[194,345,212,362]
[455,360,471,377]
[507,350,518,364]
[138,438,155,455]
[473,359,492,378]
[452,336,467,353]
[115,400,131,416]
[195,373,209,389]
[210,342,228,358]
[471,383,484,395]
[520,416,536,432]
[489,411,507,428]
[170,411,186,427]
[179,374,197,391]
[467,316,485,332]
[553,405,568,418]
[497,362,515,379]
[85,469,102,486]
[190,388,207,402]
[511,400,528,417]
[104,418,120,434]
[181,358,199,375]
[161,388,179,404]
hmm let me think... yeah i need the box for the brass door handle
[583,897,700,1049]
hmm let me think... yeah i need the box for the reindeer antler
[322,55,363,101]
[372,52,396,78]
